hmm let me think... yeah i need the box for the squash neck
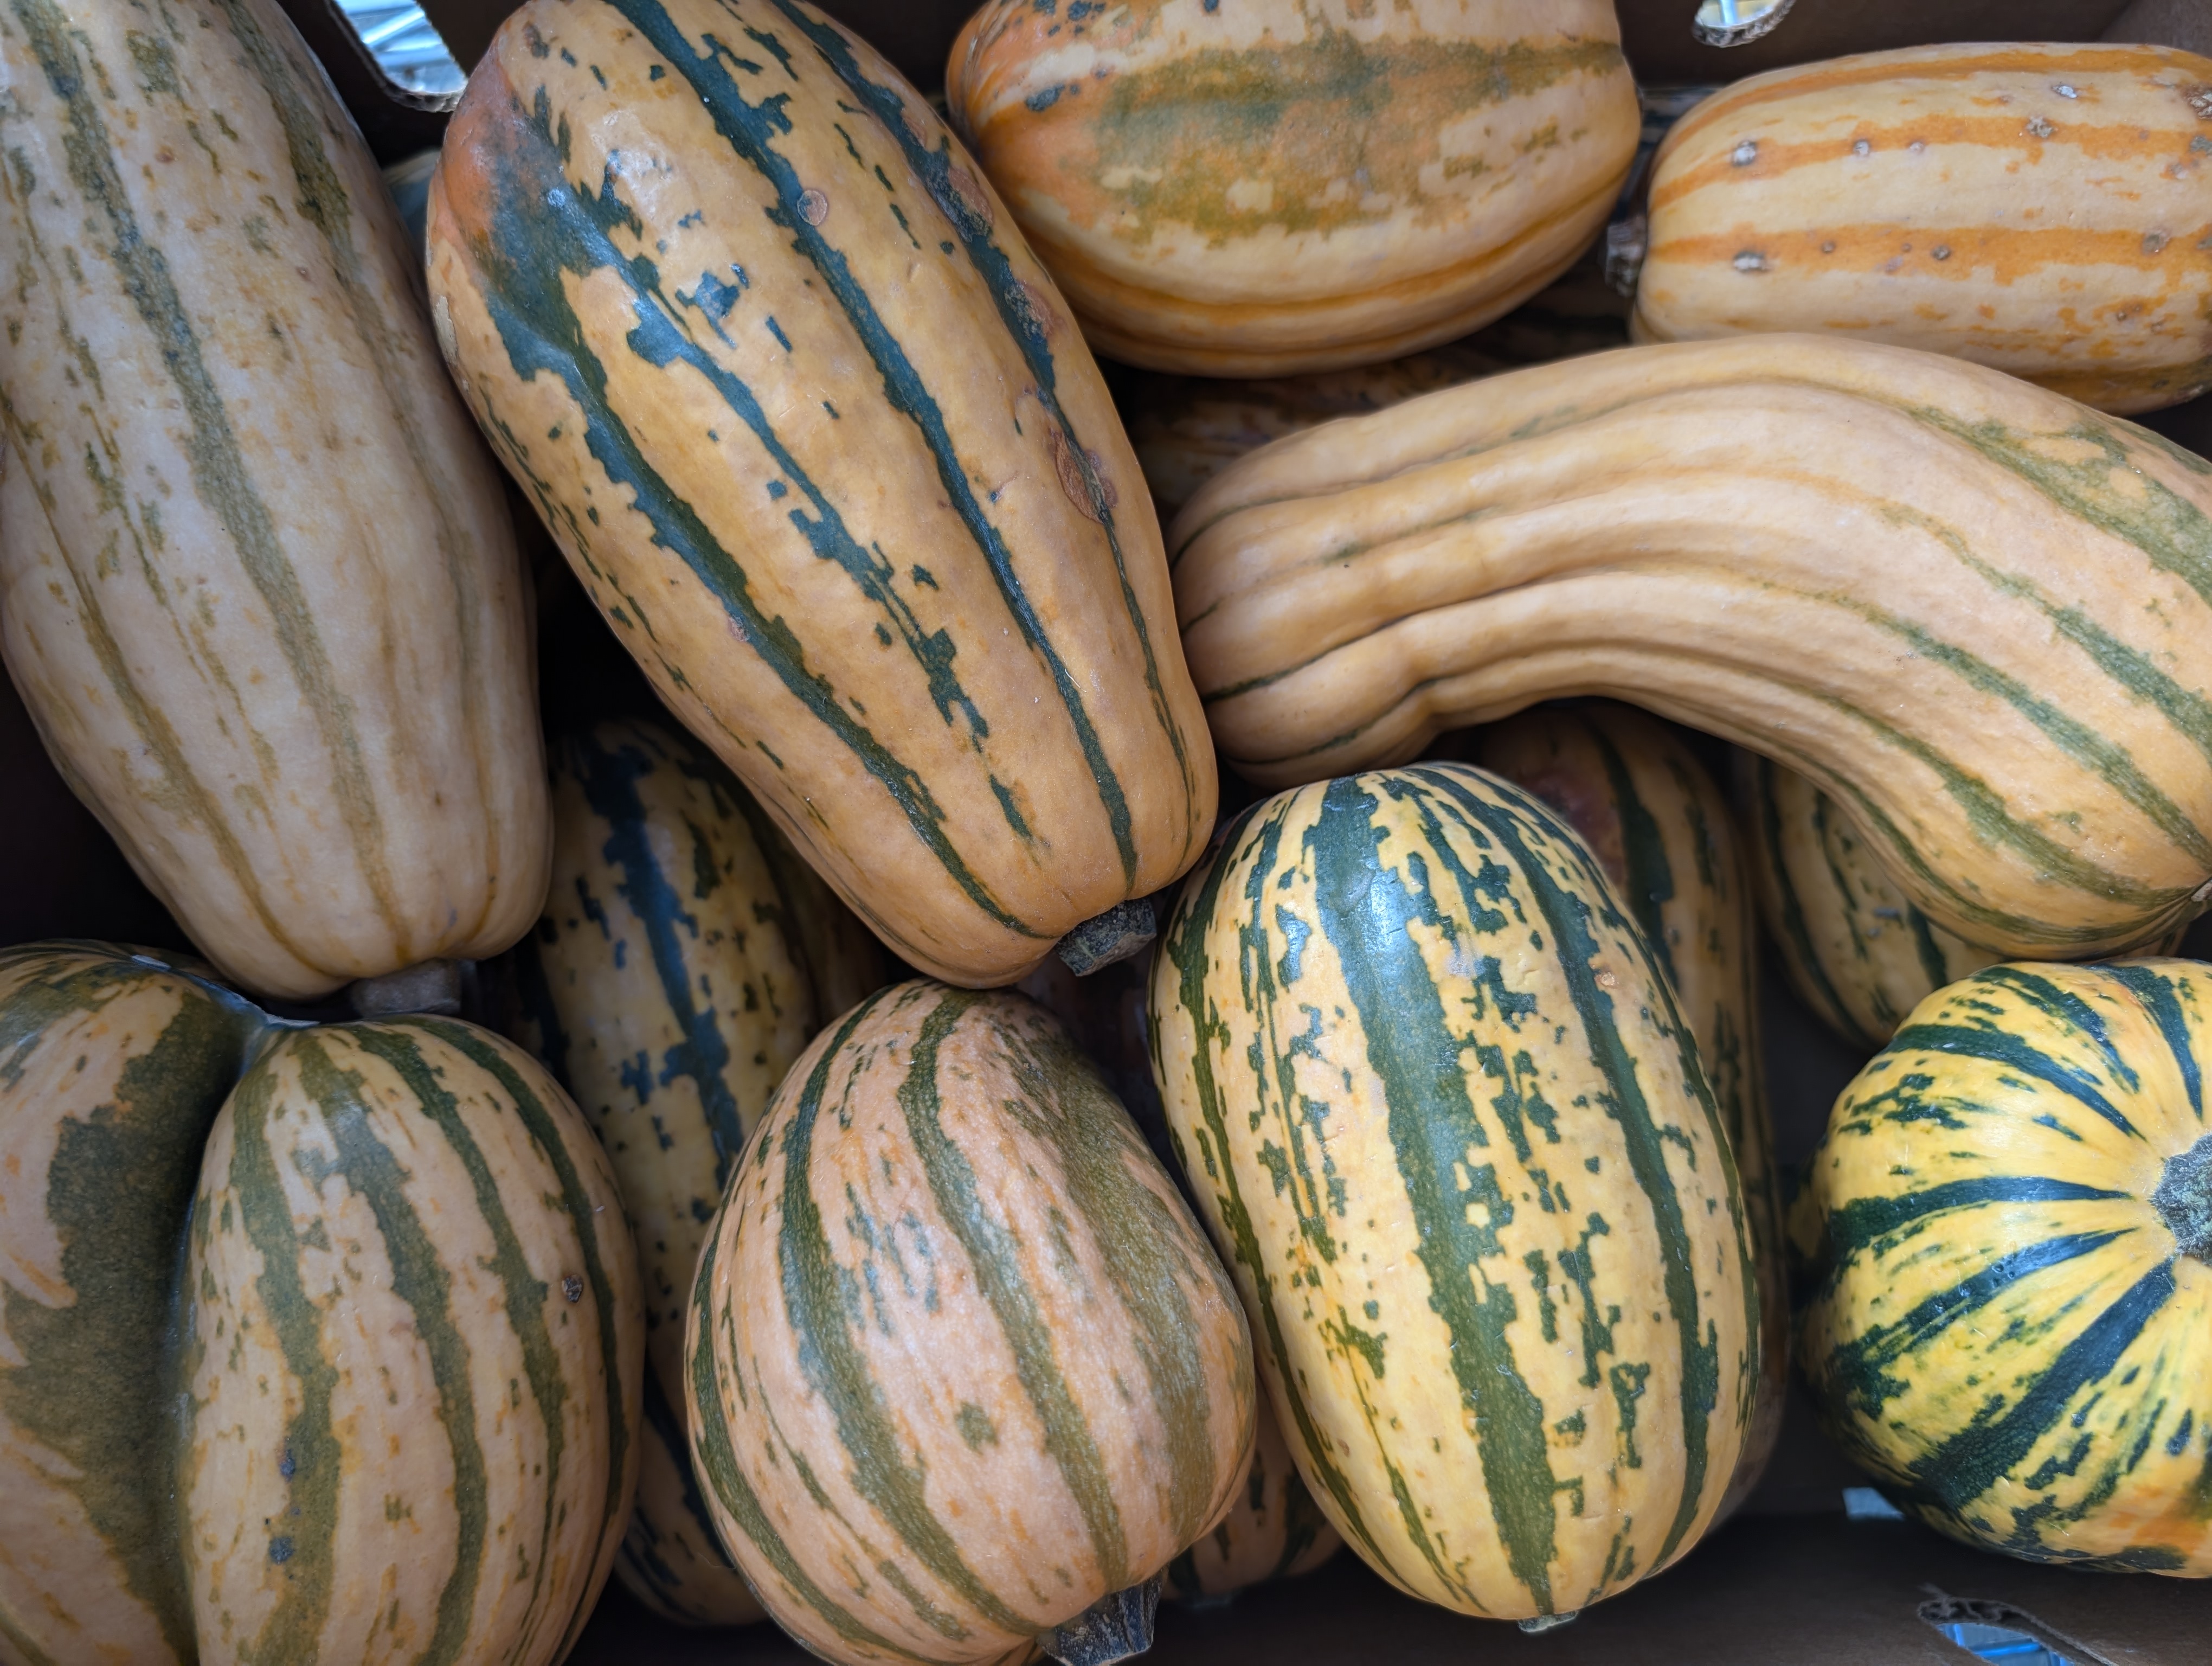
[2153,1134,2212,1262]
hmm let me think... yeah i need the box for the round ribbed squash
[1163,1398,1340,1604]
[1793,960,2212,1573]
[684,981,1253,1666]
[1457,703,1785,1519]
[1111,342,1503,523]
[1633,44,2212,414]
[944,0,1640,375]
[427,0,1213,990]
[1171,334,2212,960]
[0,944,642,1666]
[1149,764,1757,1622]
[506,719,885,1626]
[0,0,546,1000]
[1738,752,1997,1052]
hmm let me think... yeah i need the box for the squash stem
[1038,1574,1162,1665]
[1058,898,1156,977]
[349,959,465,1019]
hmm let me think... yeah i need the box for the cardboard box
[275,0,2212,1657]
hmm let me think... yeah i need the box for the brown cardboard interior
[279,0,2212,1655]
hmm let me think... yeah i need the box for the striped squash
[0,943,643,1665]
[427,0,1214,990]
[684,982,1253,1666]
[1632,44,2212,415]
[1149,764,1757,1621]
[1793,960,2212,1573]
[507,717,883,1626]
[1170,334,2212,960]
[0,0,547,1001]
[1163,1398,1340,1604]
[1456,703,1785,1518]
[1111,343,1504,526]
[1738,752,1998,1052]
[943,0,1638,377]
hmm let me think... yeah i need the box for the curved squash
[1738,752,1997,1052]
[1163,1398,1340,1604]
[684,981,1253,1665]
[1149,764,1756,1622]
[0,944,642,1665]
[427,0,1214,989]
[0,0,546,1000]
[1793,960,2212,1573]
[945,0,1639,375]
[1456,703,1785,1519]
[1171,335,2212,959]
[1633,44,2212,414]
[507,719,884,1626]
[1111,343,1503,524]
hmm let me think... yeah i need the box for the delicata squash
[428,0,1214,989]
[1170,335,2212,960]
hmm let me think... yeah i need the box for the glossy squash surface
[1150,764,1756,1621]
[428,0,1214,989]
[1795,960,2212,1573]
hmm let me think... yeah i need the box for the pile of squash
[1,1,2210,1662]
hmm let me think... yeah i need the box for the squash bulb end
[1038,1575,1161,1665]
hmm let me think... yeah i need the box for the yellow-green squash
[1633,44,2212,414]
[0,944,642,1665]
[506,719,885,1626]
[1738,752,1998,1052]
[428,0,1214,990]
[685,982,1253,1665]
[1793,960,2212,1573]
[1459,703,1785,1518]
[0,0,546,1000]
[1171,335,2212,960]
[945,0,1641,375]
[1163,1398,1340,1604]
[1150,764,1756,1621]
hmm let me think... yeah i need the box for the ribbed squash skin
[0,0,546,1000]
[1149,764,1756,1620]
[1793,960,2212,1573]
[1163,1398,1340,1603]
[1633,44,2212,415]
[684,982,1253,1666]
[0,944,643,1666]
[1171,335,2212,959]
[507,719,884,1626]
[1112,342,1503,523]
[1459,703,1785,1520]
[1739,753,1997,1052]
[944,0,1639,376]
[427,0,1213,989]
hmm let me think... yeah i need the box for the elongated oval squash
[1163,1397,1340,1604]
[507,717,884,1626]
[684,981,1253,1666]
[1792,960,2212,1573]
[1112,342,1503,524]
[1737,752,1997,1052]
[1457,703,1785,1519]
[0,0,546,1001]
[1149,764,1756,1622]
[428,0,1214,990]
[0,944,643,1666]
[945,0,1639,376]
[1171,335,2212,959]
[1632,44,2212,414]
